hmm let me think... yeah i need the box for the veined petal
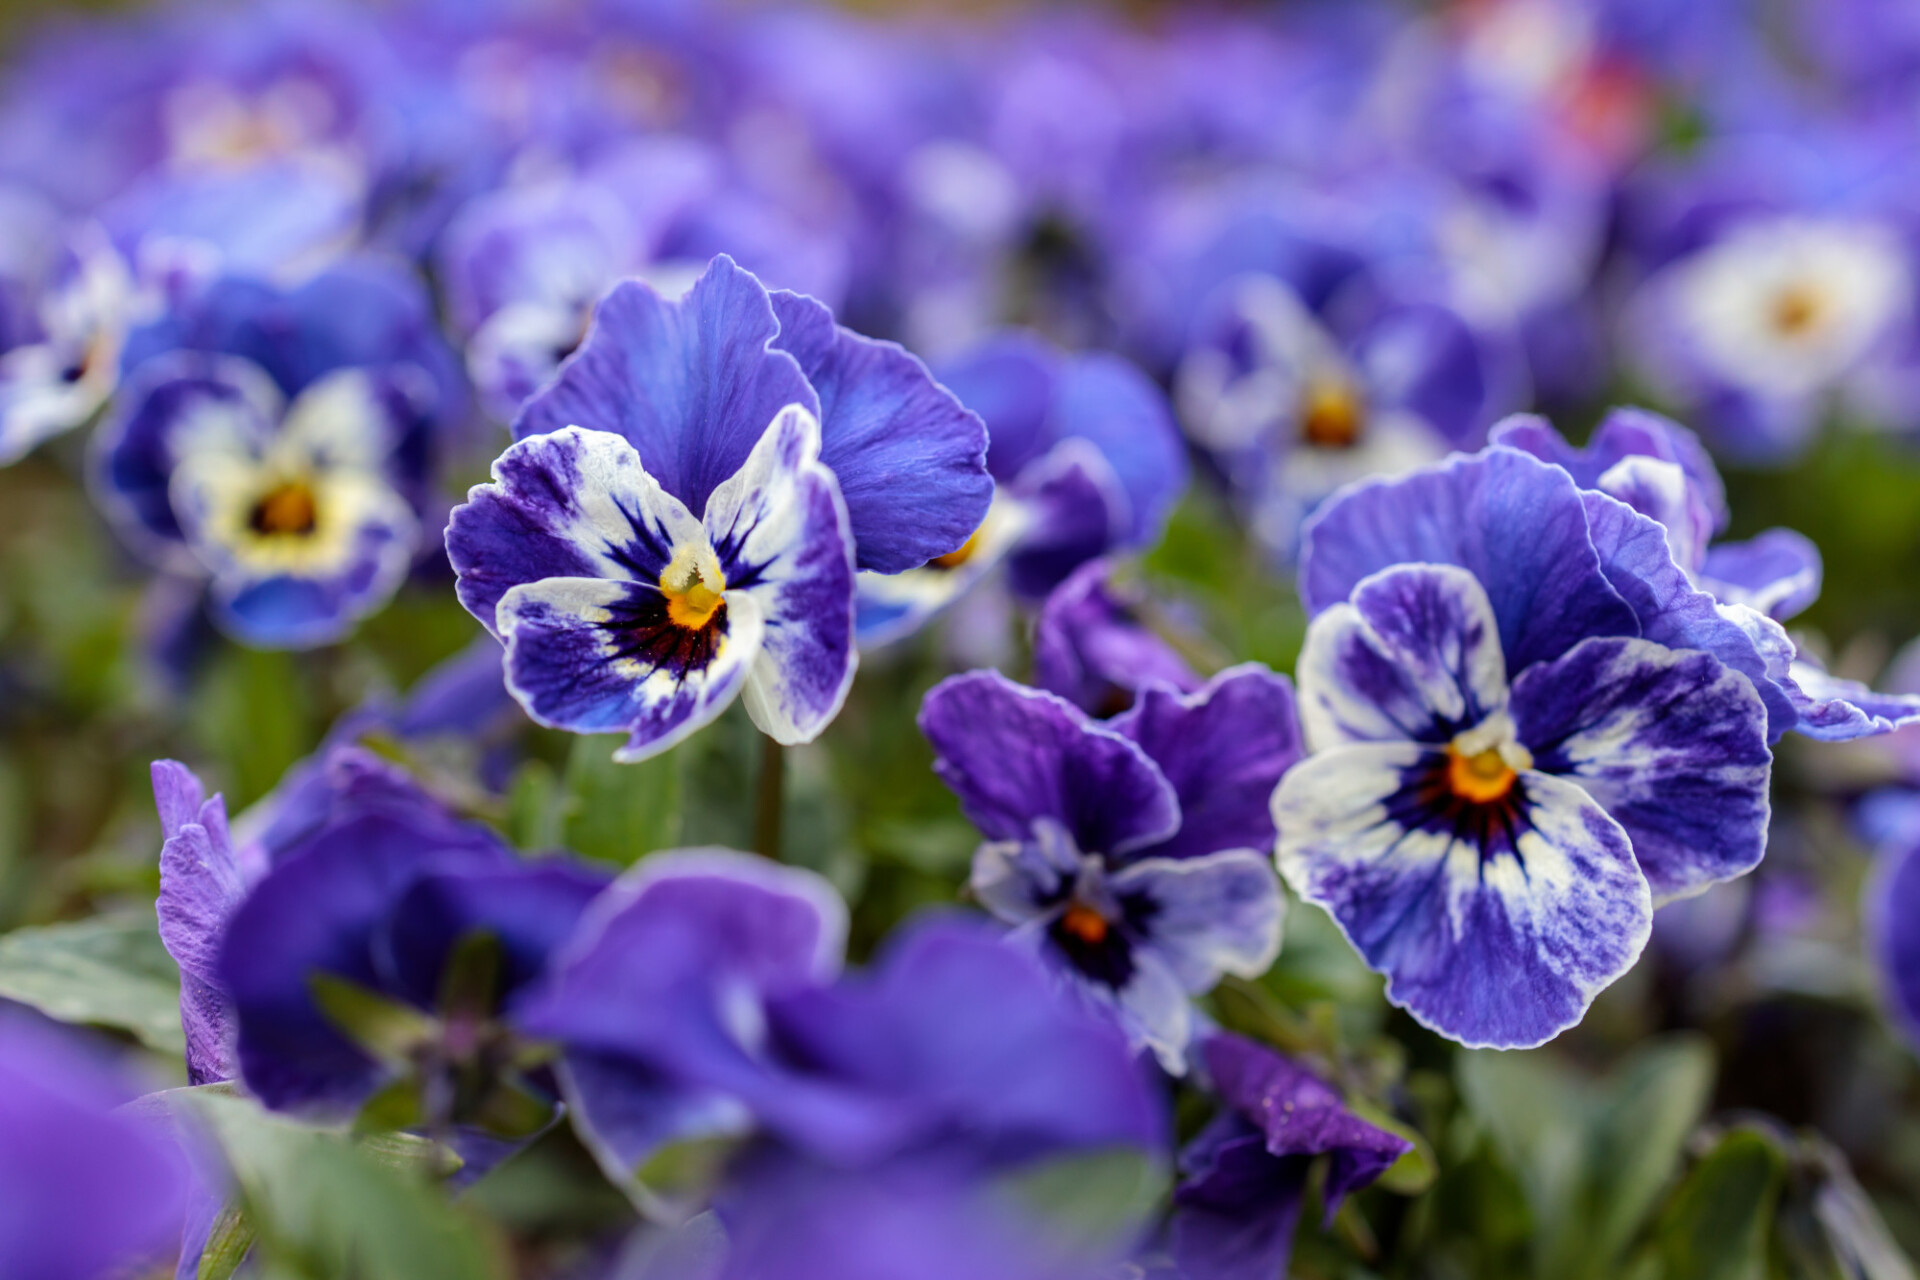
[511,258,820,517]
[920,670,1181,857]
[1110,851,1283,993]
[1299,448,1638,672]
[1593,456,1712,572]
[1295,565,1508,749]
[498,577,764,763]
[1273,744,1652,1048]
[1783,657,1920,742]
[768,290,992,574]
[1111,665,1301,862]
[1513,636,1772,903]
[447,426,707,636]
[705,405,858,745]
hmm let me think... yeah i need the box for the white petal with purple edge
[971,819,1081,925]
[498,577,765,762]
[704,404,858,745]
[1273,743,1652,1049]
[1109,850,1284,992]
[1297,564,1508,750]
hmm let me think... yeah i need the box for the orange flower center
[1447,744,1518,804]
[1058,902,1110,945]
[250,481,319,536]
[1301,381,1364,449]
[930,525,986,572]
[659,553,726,630]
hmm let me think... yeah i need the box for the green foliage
[190,1091,507,1280]
[0,909,184,1055]
[1648,1129,1785,1280]
[560,733,684,865]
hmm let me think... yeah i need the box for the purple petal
[1591,455,1713,572]
[1111,665,1301,862]
[1491,405,1727,532]
[919,670,1181,858]
[447,426,705,638]
[1579,491,1799,738]
[1698,528,1822,622]
[1294,564,1508,749]
[1004,438,1130,601]
[152,761,245,1084]
[1171,1119,1309,1280]
[1299,448,1638,673]
[497,577,763,762]
[1784,657,1920,742]
[768,290,992,574]
[1049,352,1187,548]
[510,257,819,518]
[935,331,1063,483]
[1513,636,1773,903]
[1032,558,1201,716]
[1110,852,1283,992]
[1866,831,1920,1054]
[1274,744,1652,1048]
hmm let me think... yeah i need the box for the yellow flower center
[250,481,319,537]
[1447,744,1518,804]
[930,525,987,572]
[1770,282,1824,338]
[1301,380,1364,449]
[1058,902,1110,945]
[659,548,727,630]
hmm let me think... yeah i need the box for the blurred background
[2,0,1920,1275]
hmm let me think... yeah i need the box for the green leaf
[195,1203,256,1280]
[190,647,316,809]
[1651,1128,1786,1280]
[307,972,437,1070]
[561,733,683,865]
[191,1091,507,1280]
[0,910,183,1055]
[998,1146,1170,1258]
[1584,1036,1716,1269]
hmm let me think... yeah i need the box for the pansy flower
[1276,447,1776,1047]
[1174,269,1514,561]
[1494,407,1920,739]
[156,748,609,1131]
[855,330,1185,647]
[920,667,1298,1069]
[447,254,990,761]
[1170,1032,1410,1280]
[0,220,131,467]
[1033,558,1203,718]
[93,257,466,648]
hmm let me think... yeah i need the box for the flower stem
[753,736,786,860]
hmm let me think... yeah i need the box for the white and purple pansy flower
[447,254,991,762]
[1494,407,1920,740]
[1277,447,1778,1048]
[919,666,1300,1070]
[855,330,1185,647]
[0,220,131,467]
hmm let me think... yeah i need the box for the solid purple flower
[1170,1032,1409,1280]
[921,667,1297,1069]
[1033,558,1202,717]
[0,1010,186,1280]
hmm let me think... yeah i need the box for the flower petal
[1513,635,1773,903]
[1112,665,1301,862]
[1004,436,1131,601]
[1273,743,1652,1048]
[1698,528,1822,622]
[1299,447,1639,673]
[498,577,764,763]
[448,425,707,638]
[1110,850,1284,992]
[510,257,819,517]
[920,670,1181,857]
[1866,832,1920,1054]
[1033,557,1201,716]
[705,404,858,745]
[768,290,992,574]
[1295,564,1508,749]
[1783,656,1920,742]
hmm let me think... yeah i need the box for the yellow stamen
[1447,745,1518,804]
[250,481,319,536]
[1301,381,1364,449]
[1059,902,1110,945]
[930,525,986,572]
[659,550,727,630]
[1771,283,1823,337]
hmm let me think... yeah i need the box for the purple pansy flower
[0,1010,186,1280]
[92,257,466,648]
[1494,407,1920,740]
[447,254,991,761]
[165,748,608,1123]
[920,667,1299,1070]
[855,330,1186,647]
[1277,448,1776,1047]
[518,856,1160,1185]
[1170,1033,1410,1280]
[0,218,131,467]
[1033,558,1202,718]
